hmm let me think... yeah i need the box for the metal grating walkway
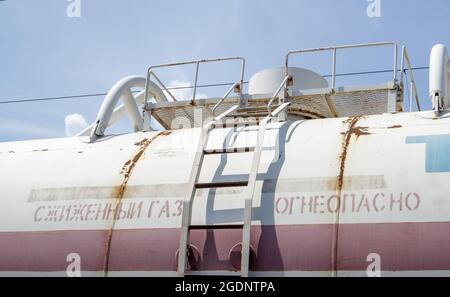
[147,83,401,129]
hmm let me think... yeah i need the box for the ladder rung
[227,113,269,118]
[185,271,242,277]
[211,121,259,129]
[237,106,279,113]
[189,224,244,230]
[203,147,255,155]
[195,181,248,189]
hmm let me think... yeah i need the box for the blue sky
[1,0,450,142]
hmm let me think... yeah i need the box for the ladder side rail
[240,103,291,277]
[177,122,213,276]
[177,104,242,276]
[240,115,271,277]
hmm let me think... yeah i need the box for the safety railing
[267,75,292,115]
[284,41,399,92]
[144,57,245,109]
[211,82,241,116]
[400,46,421,112]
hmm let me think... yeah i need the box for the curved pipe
[76,76,168,140]
[430,44,450,110]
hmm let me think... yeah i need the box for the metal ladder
[177,100,291,277]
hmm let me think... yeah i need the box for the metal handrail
[401,46,421,112]
[285,41,399,91]
[271,102,291,117]
[144,57,245,109]
[148,72,178,102]
[212,82,240,116]
[267,75,291,115]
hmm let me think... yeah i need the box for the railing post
[192,62,200,105]
[332,48,337,90]
[239,58,246,106]
[401,46,422,112]
[144,72,150,111]
[284,53,290,98]
[400,46,406,85]
[394,43,398,82]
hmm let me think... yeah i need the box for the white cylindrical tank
[0,111,450,276]
[248,67,328,95]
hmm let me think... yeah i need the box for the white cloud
[163,80,208,101]
[64,113,88,137]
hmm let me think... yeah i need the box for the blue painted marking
[406,135,450,173]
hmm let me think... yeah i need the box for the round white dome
[248,67,328,95]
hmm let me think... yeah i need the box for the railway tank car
[1,42,450,277]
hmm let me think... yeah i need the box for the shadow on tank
[188,120,303,273]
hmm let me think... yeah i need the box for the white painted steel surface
[0,111,447,230]
[0,109,450,276]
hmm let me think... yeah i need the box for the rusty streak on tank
[134,138,150,146]
[340,125,371,137]
[331,116,365,275]
[337,116,365,193]
[103,130,172,276]
[388,125,403,129]
[349,126,371,137]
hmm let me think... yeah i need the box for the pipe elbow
[429,44,450,110]
[89,76,169,142]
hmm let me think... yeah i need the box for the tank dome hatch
[248,67,328,95]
